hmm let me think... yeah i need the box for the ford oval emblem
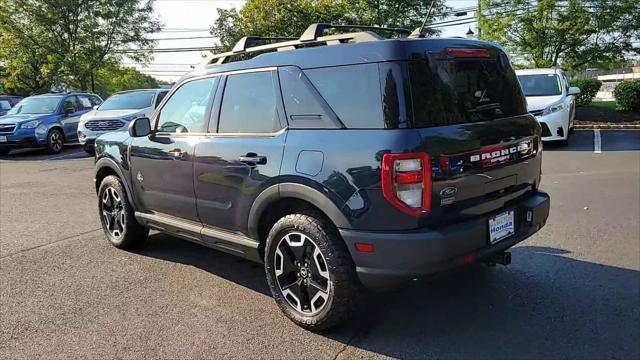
[440,186,458,198]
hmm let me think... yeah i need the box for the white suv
[78,89,169,153]
[516,68,580,145]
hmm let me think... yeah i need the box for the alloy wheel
[274,232,330,315]
[101,187,125,239]
[50,131,63,152]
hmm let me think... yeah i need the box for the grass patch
[588,101,618,111]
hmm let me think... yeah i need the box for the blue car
[0,92,102,155]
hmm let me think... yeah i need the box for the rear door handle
[239,153,267,165]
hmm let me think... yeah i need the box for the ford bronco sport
[93,23,550,331]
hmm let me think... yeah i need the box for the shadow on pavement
[0,145,90,161]
[137,235,640,359]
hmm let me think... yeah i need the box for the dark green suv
[93,24,550,331]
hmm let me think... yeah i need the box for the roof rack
[231,36,298,53]
[300,23,410,42]
[202,23,409,66]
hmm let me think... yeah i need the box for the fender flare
[248,182,351,240]
[94,157,136,210]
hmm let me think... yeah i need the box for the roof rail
[299,23,410,42]
[232,36,297,53]
[201,22,407,67]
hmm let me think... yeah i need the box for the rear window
[410,51,527,127]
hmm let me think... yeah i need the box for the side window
[77,95,93,110]
[155,91,168,108]
[62,96,78,113]
[278,66,340,129]
[157,77,217,133]
[305,63,384,128]
[0,101,11,110]
[562,73,570,93]
[88,96,102,107]
[218,71,279,134]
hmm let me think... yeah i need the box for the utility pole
[477,0,482,39]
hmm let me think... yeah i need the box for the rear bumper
[340,191,550,290]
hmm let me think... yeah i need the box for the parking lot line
[594,129,602,153]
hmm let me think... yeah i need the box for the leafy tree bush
[570,79,602,106]
[614,80,640,112]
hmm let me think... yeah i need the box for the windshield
[99,91,155,111]
[517,74,562,96]
[8,97,61,115]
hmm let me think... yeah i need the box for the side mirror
[128,117,152,137]
[568,86,581,96]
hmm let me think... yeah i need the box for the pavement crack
[0,228,102,260]
[333,315,376,360]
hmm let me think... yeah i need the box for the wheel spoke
[310,246,330,280]
[275,247,297,277]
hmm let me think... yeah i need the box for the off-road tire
[98,175,148,249]
[265,213,361,331]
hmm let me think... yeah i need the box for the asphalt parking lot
[1,130,639,359]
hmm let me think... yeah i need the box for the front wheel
[98,175,149,249]
[46,129,64,153]
[264,213,360,331]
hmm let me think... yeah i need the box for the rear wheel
[46,129,64,154]
[98,175,148,249]
[265,213,360,331]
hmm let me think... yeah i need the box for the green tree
[478,0,640,71]
[0,0,160,93]
[211,0,449,52]
[94,64,161,98]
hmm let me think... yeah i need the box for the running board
[135,212,262,263]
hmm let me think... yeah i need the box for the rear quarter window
[305,63,384,129]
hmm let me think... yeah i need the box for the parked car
[94,24,550,331]
[78,89,169,153]
[516,68,580,145]
[0,96,23,116]
[0,92,102,155]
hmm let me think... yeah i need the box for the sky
[134,0,478,82]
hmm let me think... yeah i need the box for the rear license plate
[489,210,515,244]
[0,136,7,142]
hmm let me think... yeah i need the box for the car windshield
[8,96,62,115]
[517,74,562,96]
[99,91,155,111]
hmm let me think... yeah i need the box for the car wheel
[46,129,64,154]
[264,213,360,331]
[0,148,10,155]
[98,175,149,249]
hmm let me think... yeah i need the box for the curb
[574,124,640,130]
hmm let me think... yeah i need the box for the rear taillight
[381,152,431,217]
[446,48,490,58]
